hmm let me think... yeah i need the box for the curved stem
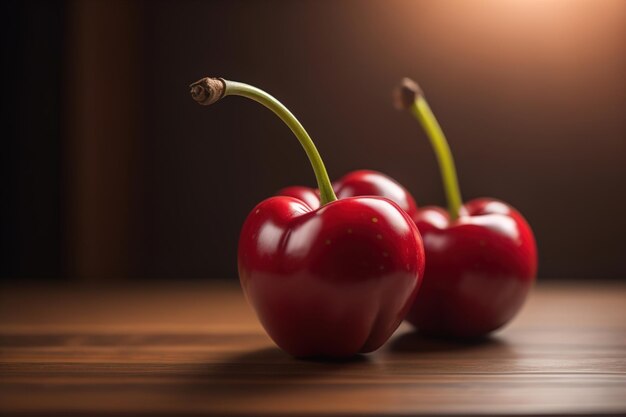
[191,78,337,205]
[410,96,463,220]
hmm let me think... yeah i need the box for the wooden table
[1,280,625,416]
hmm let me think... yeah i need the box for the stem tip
[393,77,423,110]
[189,77,226,105]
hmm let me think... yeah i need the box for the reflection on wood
[0,281,624,415]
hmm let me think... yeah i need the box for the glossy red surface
[283,172,538,338]
[408,198,537,337]
[238,196,425,357]
[279,170,418,216]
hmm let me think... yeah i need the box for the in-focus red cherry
[239,196,424,357]
[191,77,425,357]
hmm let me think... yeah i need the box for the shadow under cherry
[389,329,512,354]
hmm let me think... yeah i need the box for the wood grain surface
[1,280,625,416]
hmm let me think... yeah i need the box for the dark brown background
[2,0,625,281]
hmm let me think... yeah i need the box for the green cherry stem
[189,77,338,205]
[394,78,463,220]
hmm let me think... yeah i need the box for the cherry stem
[394,78,463,220]
[190,77,337,205]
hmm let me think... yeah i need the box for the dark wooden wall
[2,0,625,281]
[1,1,66,279]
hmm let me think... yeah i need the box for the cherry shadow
[176,345,373,405]
[172,336,517,412]
[389,329,512,354]
[199,346,369,383]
